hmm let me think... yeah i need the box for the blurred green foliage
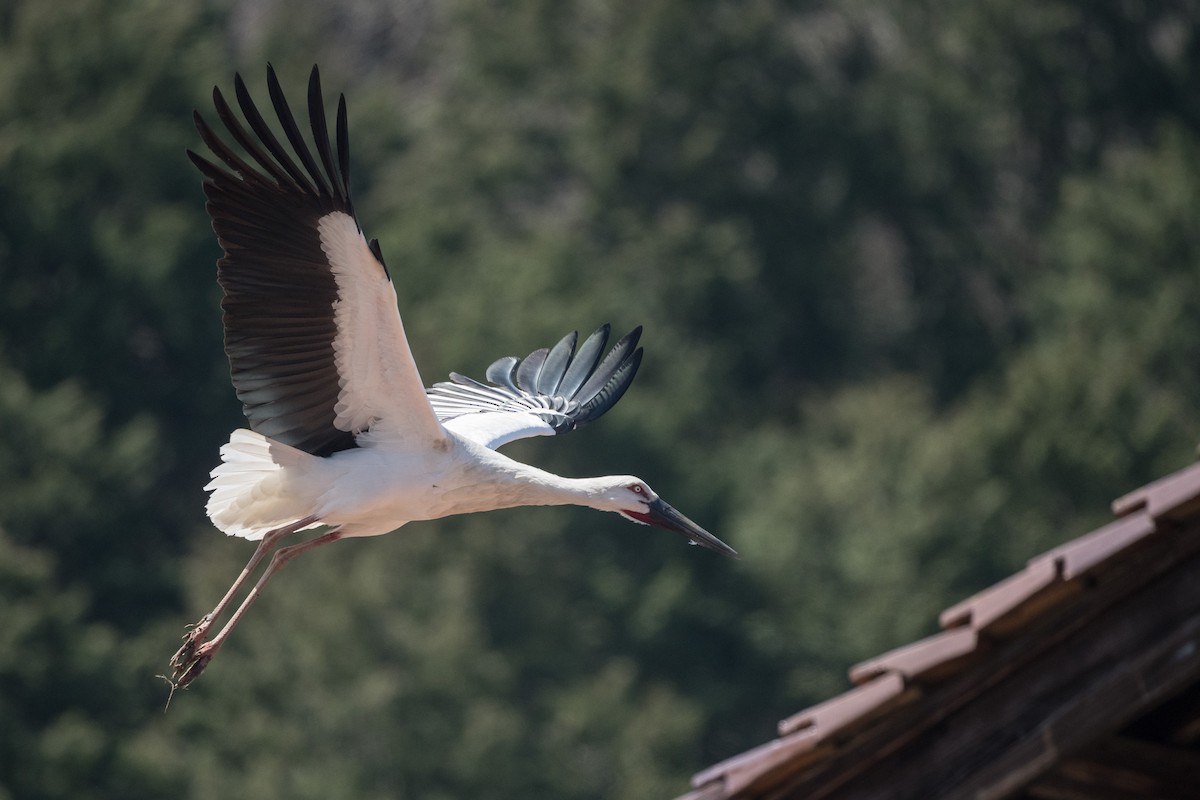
[2,0,1199,797]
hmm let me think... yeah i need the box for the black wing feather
[427,325,644,435]
[307,70,346,203]
[266,65,332,200]
[193,65,368,457]
[579,347,643,419]
[211,83,292,188]
[486,357,521,392]
[233,70,317,196]
[537,331,578,396]
[557,324,610,398]
[336,96,352,197]
[515,348,549,392]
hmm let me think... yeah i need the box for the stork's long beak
[645,497,739,558]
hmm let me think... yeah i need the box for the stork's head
[597,477,738,558]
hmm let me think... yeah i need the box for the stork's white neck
[445,444,626,517]
[490,463,621,512]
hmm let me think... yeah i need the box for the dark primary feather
[427,325,644,434]
[190,65,375,457]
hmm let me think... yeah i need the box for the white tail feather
[205,429,321,540]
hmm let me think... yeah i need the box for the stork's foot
[169,615,214,674]
[169,615,222,691]
[169,638,222,691]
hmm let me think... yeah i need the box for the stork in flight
[169,66,736,691]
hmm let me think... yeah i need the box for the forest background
[3,1,1200,798]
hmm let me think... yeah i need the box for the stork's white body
[206,427,630,540]
[168,65,734,691]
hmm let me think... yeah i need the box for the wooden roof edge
[936,508,1159,638]
[680,460,1200,800]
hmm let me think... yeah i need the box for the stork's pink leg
[170,527,343,690]
[169,516,320,682]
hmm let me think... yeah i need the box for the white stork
[169,65,736,691]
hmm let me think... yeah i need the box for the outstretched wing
[428,325,643,450]
[190,65,444,456]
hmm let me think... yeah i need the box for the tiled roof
[676,461,1200,800]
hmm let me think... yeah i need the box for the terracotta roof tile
[776,672,910,737]
[1112,461,1200,521]
[689,729,824,795]
[674,780,727,800]
[1027,511,1156,581]
[937,554,1066,634]
[848,626,980,686]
